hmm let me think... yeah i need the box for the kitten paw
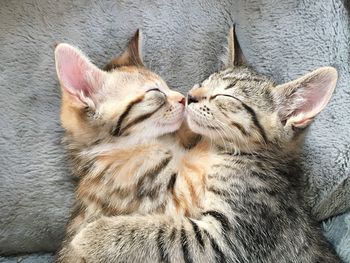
[71,218,111,261]
[70,227,89,259]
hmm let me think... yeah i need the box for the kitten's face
[186,67,276,152]
[186,65,336,153]
[186,28,337,154]
[55,32,185,144]
[90,67,185,139]
[186,28,337,153]
[187,63,337,155]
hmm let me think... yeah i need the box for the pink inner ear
[294,69,337,119]
[55,44,101,98]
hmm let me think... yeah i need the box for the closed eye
[209,94,241,102]
[146,88,166,96]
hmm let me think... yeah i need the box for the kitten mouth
[185,107,200,123]
[187,114,219,130]
[157,109,185,130]
[160,113,185,126]
[185,107,222,137]
[185,108,203,131]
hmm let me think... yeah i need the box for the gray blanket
[0,0,349,260]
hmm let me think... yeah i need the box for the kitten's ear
[55,43,106,107]
[104,29,144,71]
[225,25,247,67]
[273,67,337,128]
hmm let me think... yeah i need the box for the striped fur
[69,33,340,262]
[61,30,340,263]
[57,133,210,263]
[71,138,341,263]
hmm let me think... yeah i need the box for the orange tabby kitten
[55,31,208,263]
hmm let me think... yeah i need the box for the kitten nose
[168,91,185,106]
[179,97,186,105]
[187,94,199,105]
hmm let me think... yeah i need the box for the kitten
[55,31,207,263]
[71,28,342,263]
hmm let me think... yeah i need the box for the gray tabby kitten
[71,28,341,263]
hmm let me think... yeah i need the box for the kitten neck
[79,134,170,157]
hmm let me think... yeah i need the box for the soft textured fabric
[0,253,54,263]
[323,210,350,262]
[0,0,349,257]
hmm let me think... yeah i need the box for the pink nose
[179,97,186,105]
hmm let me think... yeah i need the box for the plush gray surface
[0,0,349,256]
[0,253,54,263]
[323,210,350,262]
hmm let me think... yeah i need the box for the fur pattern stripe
[112,95,145,136]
